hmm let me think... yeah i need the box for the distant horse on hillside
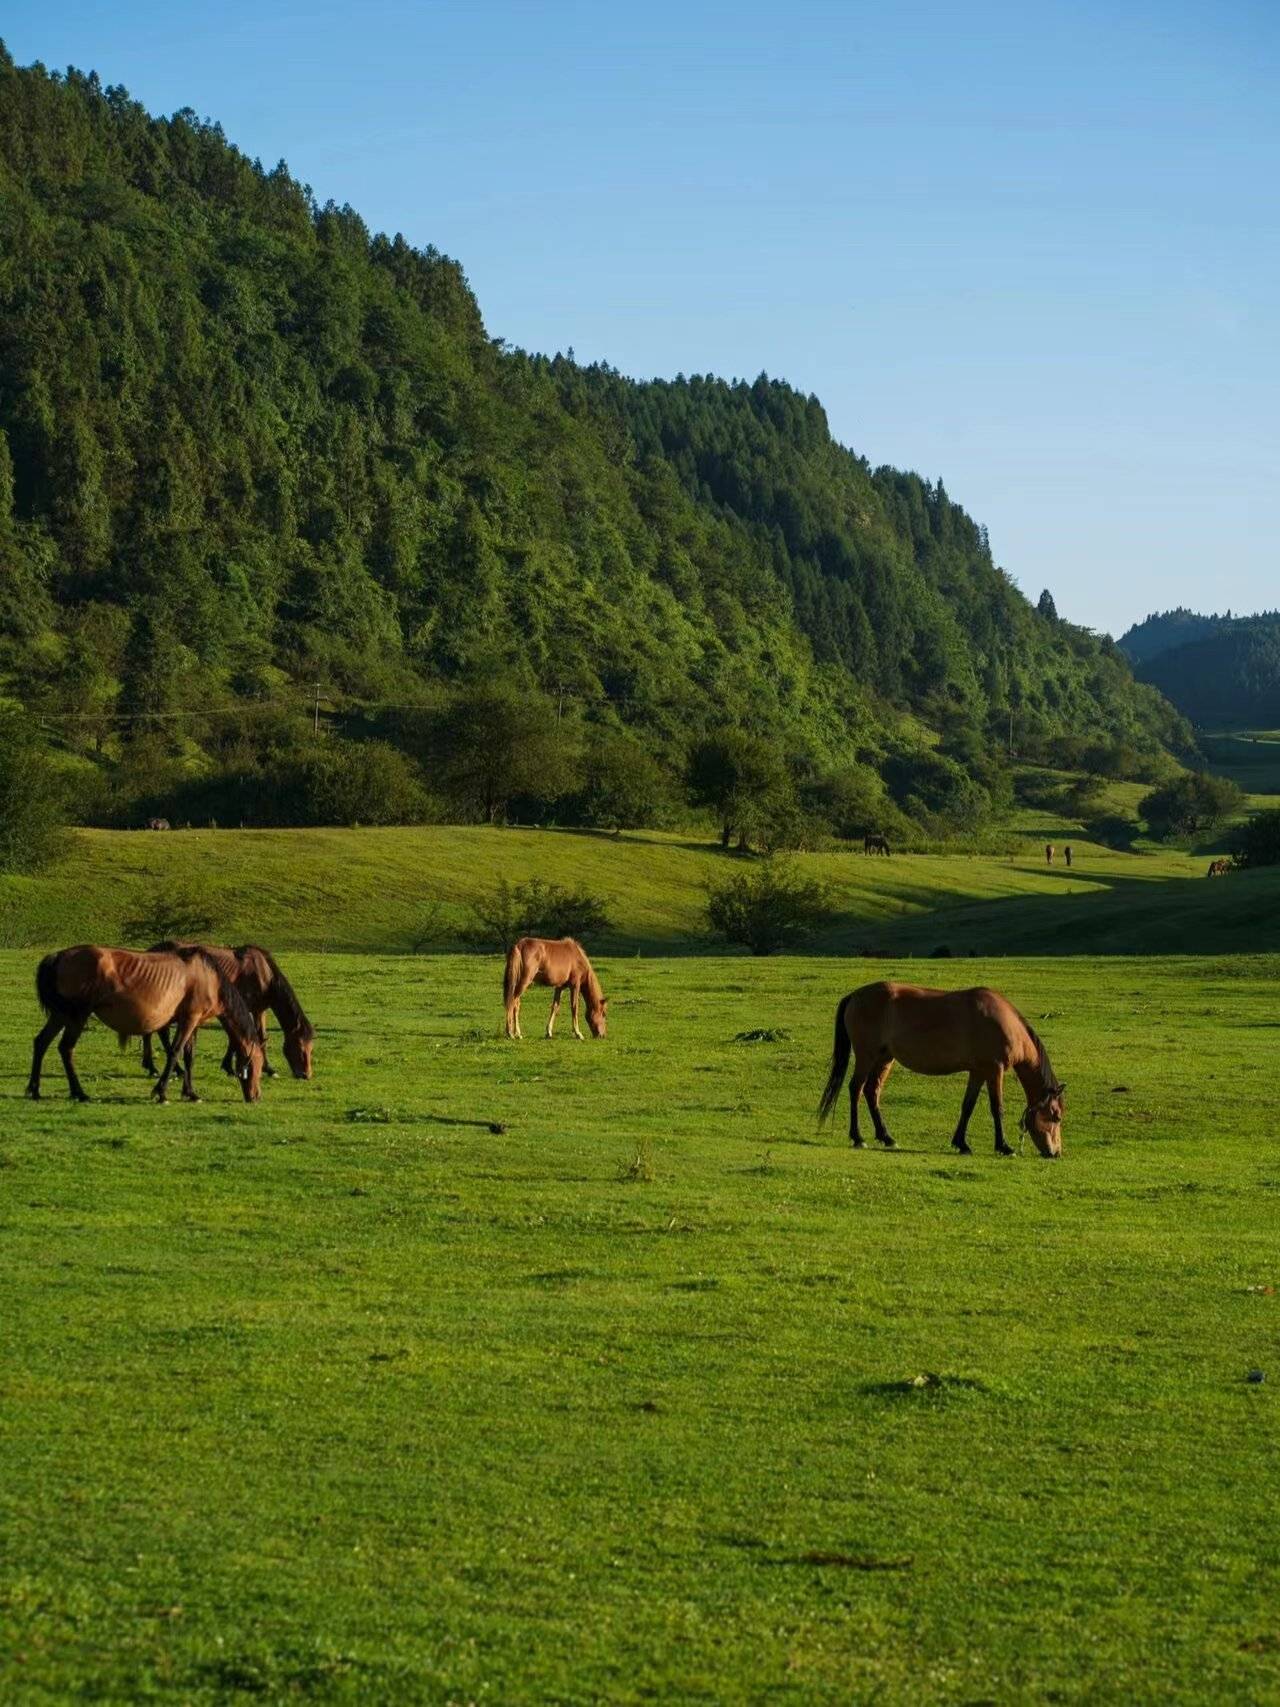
[27,944,264,1104]
[818,980,1065,1158]
[1045,844,1054,865]
[1206,858,1233,878]
[140,943,315,1080]
[504,937,608,1040]
[864,833,890,856]
[146,817,171,831]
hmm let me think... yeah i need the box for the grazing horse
[1206,858,1232,878]
[145,817,171,831]
[1045,843,1054,865]
[139,943,315,1081]
[864,833,890,856]
[27,945,264,1104]
[818,981,1065,1158]
[504,937,608,1040]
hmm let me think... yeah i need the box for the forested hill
[1132,618,1280,729]
[0,47,1189,818]
[1118,608,1279,667]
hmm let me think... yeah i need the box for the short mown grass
[2,948,1277,1701]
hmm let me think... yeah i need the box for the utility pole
[313,683,322,737]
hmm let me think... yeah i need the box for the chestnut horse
[504,937,608,1040]
[28,944,265,1104]
[139,943,315,1081]
[818,981,1064,1158]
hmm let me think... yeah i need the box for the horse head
[283,1030,314,1080]
[237,1041,266,1102]
[1022,1083,1066,1157]
[588,996,609,1039]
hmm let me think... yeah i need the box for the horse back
[848,980,1030,1073]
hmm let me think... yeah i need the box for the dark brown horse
[28,944,265,1104]
[864,833,890,856]
[139,943,315,1080]
[504,937,608,1040]
[1206,858,1232,878]
[819,981,1065,1158]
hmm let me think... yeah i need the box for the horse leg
[154,1013,199,1104]
[546,985,564,1039]
[951,1071,983,1155]
[57,1017,92,1103]
[141,1032,159,1077]
[570,981,585,1041]
[988,1068,1013,1155]
[27,1015,66,1100]
[258,1013,276,1077]
[180,1030,201,1102]
[864,1055,896,1148]
[848,1058,867,1148]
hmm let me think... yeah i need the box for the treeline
[0,45,1193,838]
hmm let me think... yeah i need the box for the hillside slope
[4,824,1273,958]
[1135,619,1280,728]
[0,46,1188,782]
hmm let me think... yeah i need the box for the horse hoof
[25,1087,39,1101]
[182,1094,202,1104]
[995,1144,1015,1158]
[264,1066,278,1079]
[72,1094,91,1105]
[850,1138,866,1149]
[952,1141,972,1156]
[879,1136,897,1150]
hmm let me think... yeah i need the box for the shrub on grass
[466,878,612,952]
[1232,807,1280,869]
[1139,773,1243,841]
[706,859,837,956]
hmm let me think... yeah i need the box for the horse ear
[1057,1081,1067,1095]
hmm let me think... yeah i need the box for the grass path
[2,950,1278,1701]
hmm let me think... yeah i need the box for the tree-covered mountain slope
[0,46,1190,796]
[1134,618,1280,729]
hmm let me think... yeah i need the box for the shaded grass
[2,950,1278,1701]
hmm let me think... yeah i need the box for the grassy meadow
[3,824,1279,1701]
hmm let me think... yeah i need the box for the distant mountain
[1118,607,1280,666]
[1134,618,1280,729]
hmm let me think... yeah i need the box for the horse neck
[581,959,603,1007]
[1012,1053,1053,1106]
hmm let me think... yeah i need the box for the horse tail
[818,993,854,1124]
[503,941,523,1008]
[35,952,69,1019]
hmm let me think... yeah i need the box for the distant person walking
[1045,844,1054,866]
[1064,845,1073,868]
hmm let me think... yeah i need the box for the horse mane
[1019,1015,1060,1092]
[156,942,259,1048]
[237,944,314,1041]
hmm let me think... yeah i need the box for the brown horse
[1206,858,1232,878]
[818,981,1064,1158]
[28,945,265,1104]
[139,943,315,1081]
[503,937,608,1040]
[864,833,890,856]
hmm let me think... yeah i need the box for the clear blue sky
[5,1,1277,636]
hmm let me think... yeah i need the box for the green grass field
[3,820,1277,958]
[3,829,1279,1701]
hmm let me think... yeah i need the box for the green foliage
[688,731,793,849]
[566,729,673,831]
[428,684,582,824]
[0,714,68,873]
[1140,772,1244,841]
[1232,807,1280,869]
[883,749,990,829]
[466,877,612,952]
[800,765,897,842]
[0,50,1193,816]
[705,858,836,955]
